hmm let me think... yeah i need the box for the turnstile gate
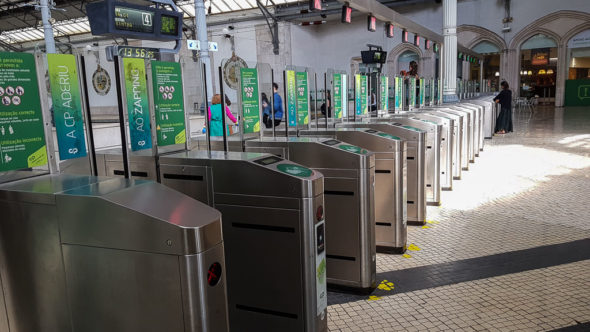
[436,107,472,170]
[0,174,228,332]
[420,110,464,180]
[158,151,328,332]
[241,137,376,292]
[337,122,426,225]
[449,105,478,161]
[466,100,495,139]
[298,128,407,254]
[365,117,442,206]
[458,103,484,154]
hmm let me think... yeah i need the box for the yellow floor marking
[368,295,381,301]
[377,280,395,291]
[407,244,421,251]
[426,220,440,224]
[422,225,430,229]
[403,253,412,258]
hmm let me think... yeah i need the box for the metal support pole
[324,72,328,129]
[39,0,56,54]
[271,69,276,137]
[194,0,213,100]
[113,56,130,178]
[218,66,228,152]
[202,63,212,155]
[79,55,97,176]
[353,74,357,122]
[314,72,319,128]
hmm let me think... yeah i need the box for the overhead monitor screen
[114,6,154,33]
[160,14,178,35]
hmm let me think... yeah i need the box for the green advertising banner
[430,78,435,105]
[286,70,297,126]
[419,78,425,107]
[361,75,368,114]
[409,77,417,108]
[395,76,403,110]
[333,73,342,119]
[151,61,186,146]
[47,54,87,161]
[355,74,362,115]
[240,68,260,133]
[380,76,388,111]
[565,79,590,106]
[296,72,309,125]
[0,52,47,172]
[123,57,152,151]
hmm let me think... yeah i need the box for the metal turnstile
[298,128,407,254]
[437,107,472,170]
[460,103,484,154]
[158,151,328,331]
[450,105,478,161]
[0,174,229,332]
[365,117,442,206]
[467,100,495,139]
[239,137,376,292]
[337,122,426,225]
[398,112,454,191]
[421,110,464,180]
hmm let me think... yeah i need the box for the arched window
[520,34,558,102]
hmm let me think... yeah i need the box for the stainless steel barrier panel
[336,122,426,225]
[467,99,495,139]
[158,151,328,332]
[451,105,480,160]
[298,128,407,254]
[397,112,454,191]
[242,137,376,293]
[461,103,485,153]
[0,174,228,332]
[421,110,463,180]
[435,108,470,171]
[364,117,441,206]
[444,106,474,167]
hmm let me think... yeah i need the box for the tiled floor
[327,106,590,331]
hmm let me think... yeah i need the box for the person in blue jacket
[264,83,283,128]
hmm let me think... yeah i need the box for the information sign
[380,76,388,111]
[341,74,347,118]
[122,57,152,151]
[409,77,416,108]
[361,75,368,114]
[240,68,260,133]
[0,52,47,171]
[333,73,342,119]
[47,54,87,160]
[114,6,154,33]
[419,78,425,107]
[286,70,297,126]
[151,61,186,146]
[296,72,309,125]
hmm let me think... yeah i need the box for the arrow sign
[208,41,218,52]
[187,39,200,50]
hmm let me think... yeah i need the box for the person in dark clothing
[264,83,283,128]
[494,81,513,134]
[321,90,332,118]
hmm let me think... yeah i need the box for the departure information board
[114,6,154,33]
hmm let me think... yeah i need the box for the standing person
[208,94,238,136]
[261,92,272,126]
[265,82,283,128]
[370,92,377,113]
[321,90,332,118]
[493,81,513,134]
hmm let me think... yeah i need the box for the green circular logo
[339,144,368,154]
[277,164,313,177]
[377,132,401,140]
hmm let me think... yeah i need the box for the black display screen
[254,156,283,166]
[160,14,178,35]
[114,6,154,33]
[323,139,340,146]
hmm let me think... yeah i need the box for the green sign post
[0,52,47,172]
[122,57,152,151]
[47,54,87,160]
[395,76,403,111]
[419,77,425,107]
[341,74,348,118]
[296,71,309,125]
[380,76,388,112]
[355,74,361,115]
[286,70,297,127]
[151,61,186,146]
[240,68,260,133]
[361,75,368,114]
[333,74,342,119]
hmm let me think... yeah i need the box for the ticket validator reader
[298,128,407,253]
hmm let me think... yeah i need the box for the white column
[442,0,457,102]
[194,0,213,100]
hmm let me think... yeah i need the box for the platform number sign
[386,23,394,38]
[309,0,322,11]
[367,15,376,32]
[341,6,352,24]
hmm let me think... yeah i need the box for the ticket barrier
[158,151,328,332]
[298,128,407,254]
[364,117,442,206]
[337,122,426,225]
[396,113,454,191]
[0,174,229,331]
[450,104,481,160]
[419,109,464,180]
[466,100,495,139]
[459,103,484,154]
[239,137,376,293]
[436,107,472,170]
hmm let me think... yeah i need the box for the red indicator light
[403,30,408,42]
[367,15,376,32]
[341,6,352,23]
[386,23,394,38]
[414,35,420,46]
[316,205,324,221]
[207,262,222,286]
